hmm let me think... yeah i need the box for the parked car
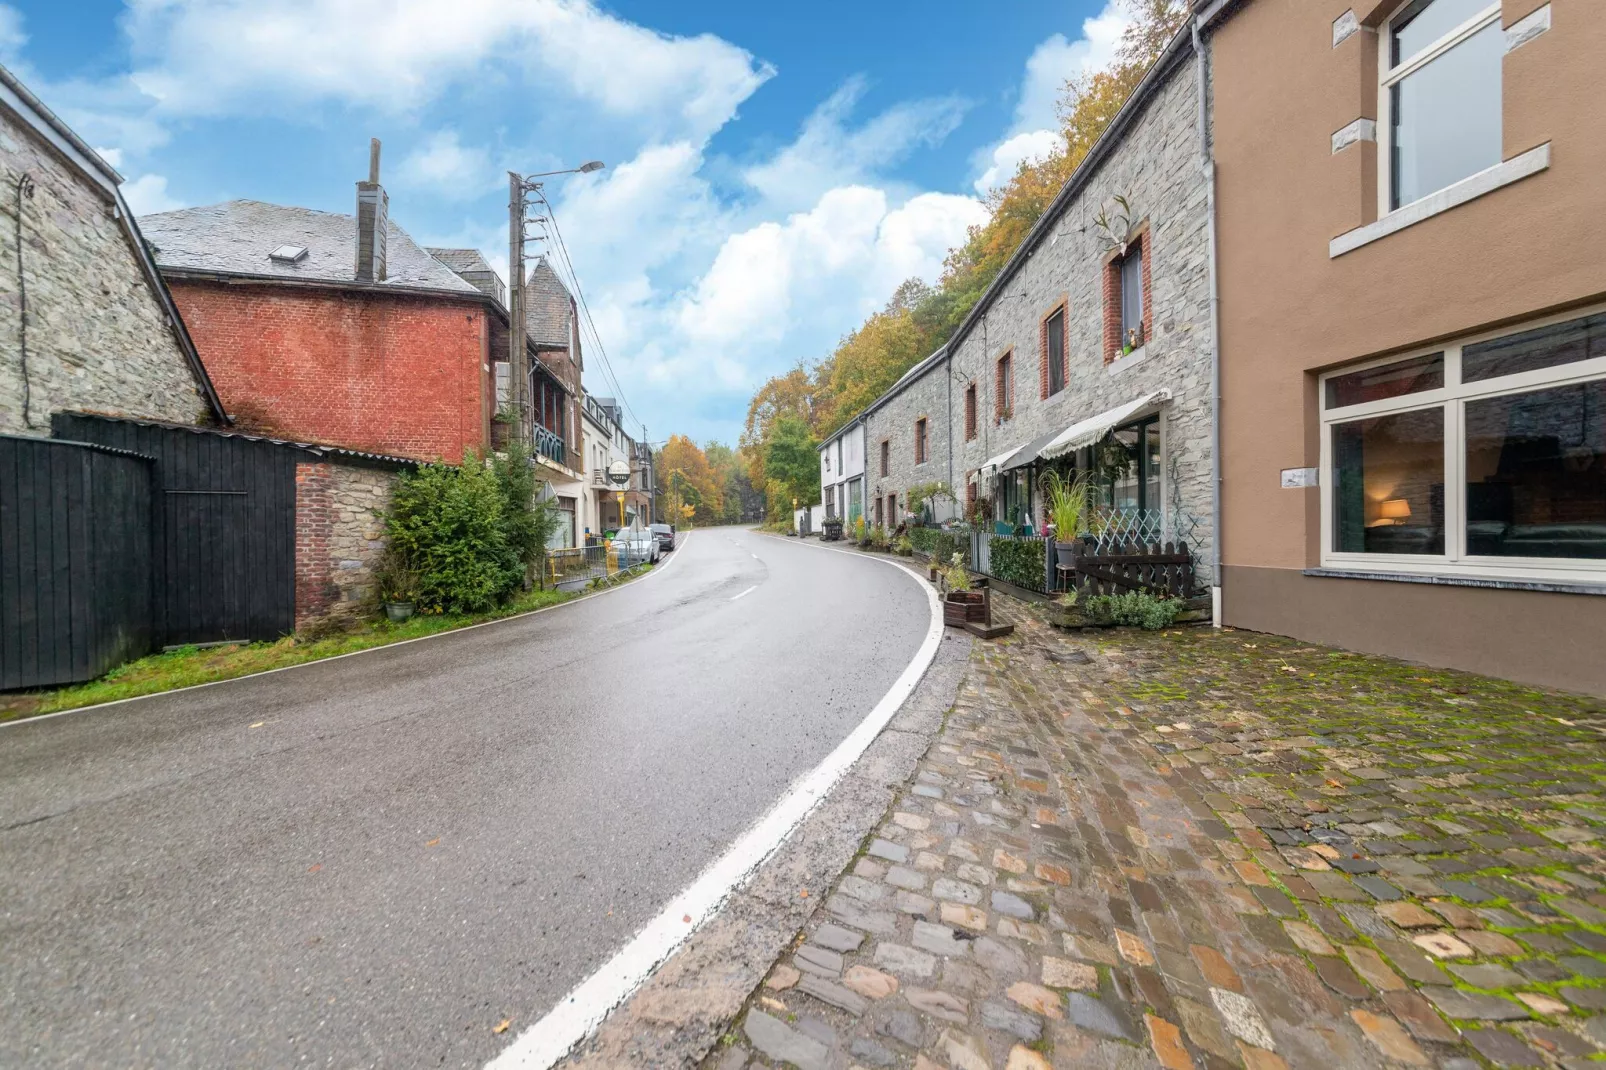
[611,525,659,565]
[650,523,676,552]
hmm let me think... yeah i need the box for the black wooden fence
[53,413,298,646]
[1060,536,1196,598]
[0,435,155,690]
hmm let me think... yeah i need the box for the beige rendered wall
[1210,0,1606,690]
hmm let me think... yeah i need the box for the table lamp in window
[1379,498,1412,526]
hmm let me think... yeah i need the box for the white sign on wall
[1280,467,1319,489]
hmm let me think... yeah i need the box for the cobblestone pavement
[707,597,1606,1070]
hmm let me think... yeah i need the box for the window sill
[1303,567,1606,596]
[1329,143,1550,258]
[1107,345,1148,375]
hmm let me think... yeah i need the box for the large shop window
[1321,309,1606,581]
[1382,0,1502,211]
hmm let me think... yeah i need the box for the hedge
[988,535,1045,591]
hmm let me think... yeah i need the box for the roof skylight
[269,245,309,263]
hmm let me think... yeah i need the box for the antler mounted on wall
[1092,194,1137,256]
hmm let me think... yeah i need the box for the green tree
[385,453,516,614]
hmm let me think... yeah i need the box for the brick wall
[169,281,490,463]
[294,460,399,631]
[0,109,210,436]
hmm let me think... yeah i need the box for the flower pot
[928,565,939,581]
[1055,541,1078,569]
[384,601,415,623]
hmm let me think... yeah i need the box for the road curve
[0,527,932,1069]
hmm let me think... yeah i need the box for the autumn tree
[657,435,723,527]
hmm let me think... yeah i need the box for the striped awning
[1039,389,1171,461]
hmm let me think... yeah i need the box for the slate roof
[524,256,574,348]
[424,247,493,275]
[139,200,480,295]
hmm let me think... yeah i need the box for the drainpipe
[1193,15,1224,629]
[946,346,953,510]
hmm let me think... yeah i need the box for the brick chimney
[354,138,387,282]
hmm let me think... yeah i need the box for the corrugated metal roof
[60,412,421,469]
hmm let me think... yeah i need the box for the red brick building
[140,153,506,464]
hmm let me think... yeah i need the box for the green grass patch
[0,582,605,723]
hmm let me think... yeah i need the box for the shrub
[988,536,1045,590]
[894,534,914,556]
[908,526,938,554]
[490,443,561,585]
[384,452,518,614]
[1082,590,1182,630]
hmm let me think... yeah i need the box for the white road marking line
[2,532,694,729]
[487,544,943,1070]
[730,585,758,601]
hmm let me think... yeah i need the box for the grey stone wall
[0,111,209,437]
[946,54,1217,582]
[295,460,398,631]
[864,357,954,527]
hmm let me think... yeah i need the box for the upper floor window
[1321,307,1606,582]
[996,351,1013,422]
[1045,307,1066,397]
[965,383,978,440]
[1382,0,1502,211]
[1119,244,1144,351]
[915,418,928,464]
[880,439,890,477]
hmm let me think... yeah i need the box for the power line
[533,190,643,437]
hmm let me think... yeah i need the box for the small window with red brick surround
[964,383,977,440]
[1103,231,1151,362]
[1042,304,1066,398]
[915,417,927,464]
[880,439,890,477]
[995,351,1013,422]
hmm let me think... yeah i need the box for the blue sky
[6,0,1126,446]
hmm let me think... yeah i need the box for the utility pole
[507,172,528,449]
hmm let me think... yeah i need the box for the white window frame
[1376,0,1502,217]
[1319,302,1606,584]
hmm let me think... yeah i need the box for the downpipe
[1193,15,1225,628]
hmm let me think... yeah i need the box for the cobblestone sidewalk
[708,600,1606,1070]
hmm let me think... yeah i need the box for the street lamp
[507,161,606,448]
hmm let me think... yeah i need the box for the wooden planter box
[944,591,986,627]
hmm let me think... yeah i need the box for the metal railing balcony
[533,424,566,468]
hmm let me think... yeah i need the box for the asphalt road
[0,527,932,1069]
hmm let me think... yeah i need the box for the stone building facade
[836,37,1215,581]
[293,460,405,631]
[862,347,954,528]
[948,45,1213,578]
[0,65,223,437]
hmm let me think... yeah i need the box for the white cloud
[121,173,184,215]
[397,131,493,199]
[971,1,1128,193]
[973,129,1062,195]
[0,3,26,62]
[123,0,772,141]
[743,78,967,211]
[94,146,125,170]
